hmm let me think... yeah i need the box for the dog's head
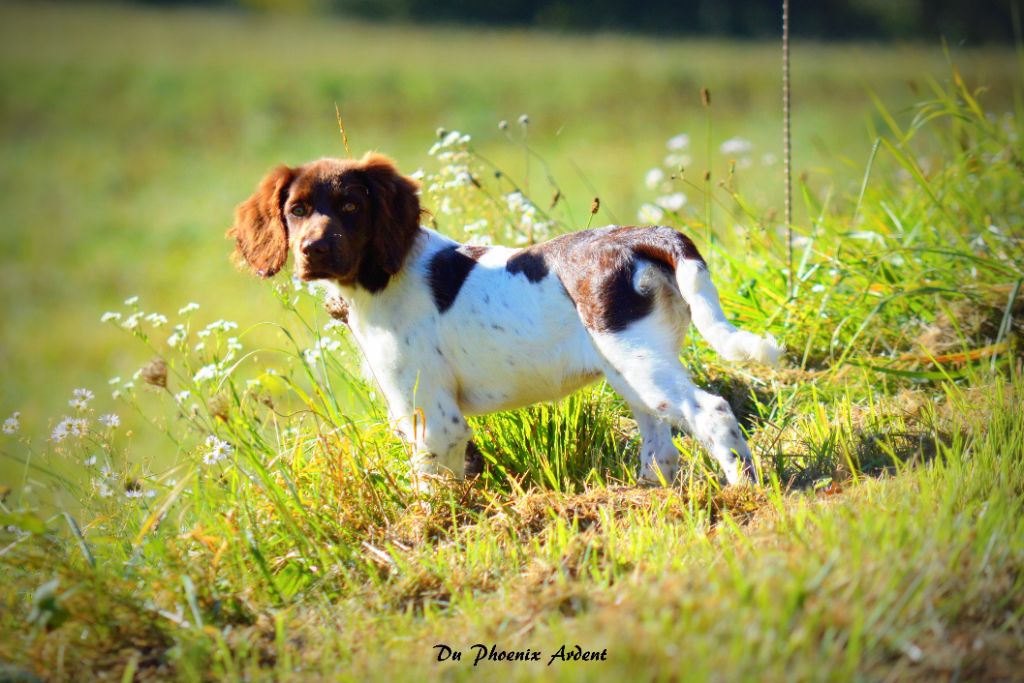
[229,153,421,290]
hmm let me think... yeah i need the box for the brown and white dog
[230,152,781,485]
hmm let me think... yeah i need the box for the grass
[1,2,1024,681]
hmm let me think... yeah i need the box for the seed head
[140,357,168,388]
[518,114,529,126]
[590,197,600,215]
[701,87,711,107]
[324,295,349,324]
[208,394,230,422]
[498,120,509,131]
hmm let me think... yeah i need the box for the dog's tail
[673,252,782,366]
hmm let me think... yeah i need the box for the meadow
[1,1,1023,681]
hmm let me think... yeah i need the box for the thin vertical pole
[782,0,794,297]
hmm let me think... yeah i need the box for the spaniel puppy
[230,153,781,485]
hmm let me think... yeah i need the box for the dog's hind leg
[590,313,756,486]
[632,409,680,485]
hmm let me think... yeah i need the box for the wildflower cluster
[424,129,479,221]
[2,411,20,435]
[203,435,233,465]
[420,120,558,247]
[639,133,692,224]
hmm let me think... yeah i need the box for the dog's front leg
[390,392,473,482]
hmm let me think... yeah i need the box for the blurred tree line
[130,0,1019,43]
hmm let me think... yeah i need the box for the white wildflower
[663,153,691,169]
[655,192,687,212]
[720,137,753,156]
[51,418,72,443]
[446,171,473,188]
[125,489,145,500]
[465,234,493,247]
[303,347,322,364]
[167,330,184,347]
[99,413,120,428]
[464,219,488,234]
[666,133,690,151]
[318,337,341,352]
[505,191,527,211]
[69,418,88,438]
[124,296,139,306]
[145,313,168,327]
[193,364,219,383]
[108,376,121,385]
[206,320,238,334]
[69,388,94,411]
[122,313,142,330]
[174,390,191,403]
[2,412,20,435]
[100,312,121,323]
[518,114,529,126]
[203,435,233,465]
[644,168,665,190]
[97,481,113,498]
[408,168,425,181]
[84,454,98,466]
[178,302,200,315]
[638,203,665,224]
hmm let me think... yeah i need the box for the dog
[230,152,781,486]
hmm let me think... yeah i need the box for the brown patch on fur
[460,245,490,261]
[359,153,422,278]
[509,225,705,332]
[229,165,296,278]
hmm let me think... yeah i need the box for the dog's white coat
[325,226,780,485]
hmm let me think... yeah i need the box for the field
[1,1,1023,681]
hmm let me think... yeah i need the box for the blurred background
[0,0,1019,469]
[136,0,1020,43]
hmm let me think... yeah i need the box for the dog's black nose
[301,236,330,255]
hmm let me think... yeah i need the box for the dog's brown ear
[229,165,296,278]
[360,152,421,275]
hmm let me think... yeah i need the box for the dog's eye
[341,202,358,213]
[289,204,308,217]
